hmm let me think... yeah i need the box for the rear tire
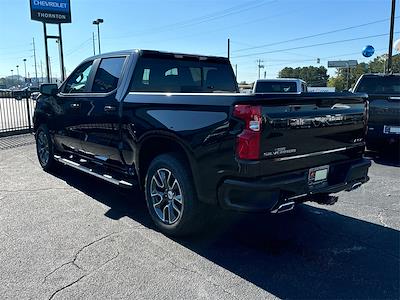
[144,153,206,236]
[35,124,56,172]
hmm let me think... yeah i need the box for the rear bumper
[218,158,371,213]
[367,127,400,150]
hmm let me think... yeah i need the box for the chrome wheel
[37,131,50,166]
[150,168,183,225]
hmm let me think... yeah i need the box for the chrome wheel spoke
[38,134,45,146]
[151,192,164,208]
[167,203,176,224]
[162,205,168,223]
[170,179,178,191]
[173,194,182,204]
[154,170,164,188]
[172,202,181,215]
[151,190,163,200]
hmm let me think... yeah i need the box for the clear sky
[0,0,399,82]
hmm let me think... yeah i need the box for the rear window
[356,76,400,94]
[255,81,298,93]
[130,57,237,93]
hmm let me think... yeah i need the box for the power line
[65,38,92,56]
[232,32,400,59]
[169,6,302,53]
[232,16,399,54]
[255,48,388,68]
[150,6,297,49]
[107,0,275,40]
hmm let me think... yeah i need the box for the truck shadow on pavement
[365,150,400,167]
[52,166,400,299]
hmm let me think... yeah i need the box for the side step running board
[54,155,134,188]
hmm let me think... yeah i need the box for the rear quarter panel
[121,93,245,202]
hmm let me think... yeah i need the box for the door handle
[70,103,80,109]
[104,105,117,112]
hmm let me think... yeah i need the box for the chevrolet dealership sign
[30,0,71,23]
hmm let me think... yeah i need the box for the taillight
[364,100,369,135]
[233,104,262,160]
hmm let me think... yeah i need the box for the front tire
[144,153,205,236]
[35,124,56,171]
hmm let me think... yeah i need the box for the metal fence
[0,91,36,137]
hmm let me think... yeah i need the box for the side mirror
[40,84,58,96]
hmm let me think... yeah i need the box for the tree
[327,76,346,91]
[369,54,400,73]
[278,66,329,86]
[0,76,15,88]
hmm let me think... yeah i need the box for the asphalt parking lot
[0,134,399,299]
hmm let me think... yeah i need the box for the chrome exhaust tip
[351,182,363,190]
[271,201,295,214]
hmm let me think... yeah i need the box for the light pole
[23,59,27,84]
[257,59,264,79]
[387,0,396,73]
[93,18,104,54]
[10,70,14,87]
[16,65,20,85]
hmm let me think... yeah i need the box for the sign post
[30,0,71,83]
[328,60,358,90]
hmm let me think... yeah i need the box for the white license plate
[383,125,400,134]
[308,166,329,185]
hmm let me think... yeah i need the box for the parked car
[33,49,370,236]
[25,86,40,100]
[0,89,12,98]
[12,87,29,100]
[353,73,400,152]
[253,78,308,94]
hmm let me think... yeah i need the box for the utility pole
[32,38,38,85]
[235,64,238,79]
[257,59,264,79]
[48,56,52,82]
[92,32,96,55]
[40,60,44,83]
[387,0,396,73]
[227,38,230,60]
[16,65,20,85]
[23,59,27,83]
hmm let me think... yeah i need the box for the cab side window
[63,61,93,93]
[92,57,126,93]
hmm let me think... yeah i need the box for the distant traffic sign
[328,60,358,68]
[30,0,71,24]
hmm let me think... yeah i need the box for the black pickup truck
[34,50,371,236]
[353,73,400,152]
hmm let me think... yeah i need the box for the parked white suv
[253,78,307,94]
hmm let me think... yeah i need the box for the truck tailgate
[254,94,367,168]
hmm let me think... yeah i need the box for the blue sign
[362,45,375,58]
[30,0,71,24]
